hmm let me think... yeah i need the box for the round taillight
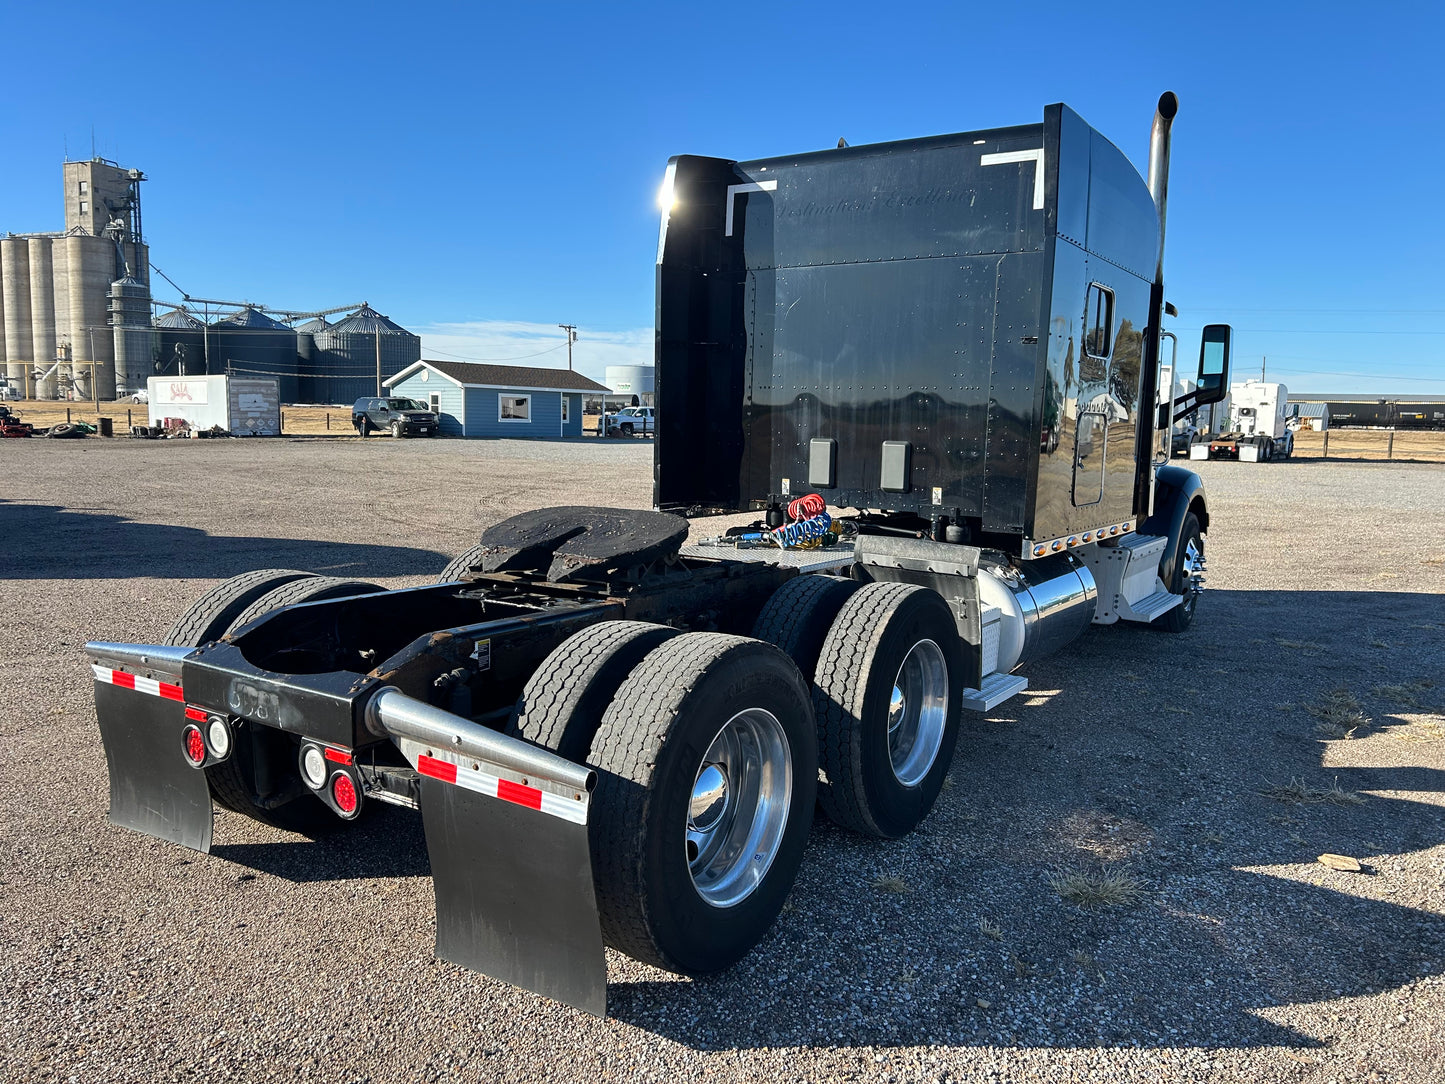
[205,717,231,759]
[301,746,327,789]
[182,725,206,766]
[332,773,359,815]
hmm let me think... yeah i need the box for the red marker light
[332,773,359,815]
[182,725,206,766]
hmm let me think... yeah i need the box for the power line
[426,342,569,363]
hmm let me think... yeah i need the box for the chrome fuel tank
[976,553,1097,674]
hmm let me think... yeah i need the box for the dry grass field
[7,399,1441,456]
[4,399,616,437]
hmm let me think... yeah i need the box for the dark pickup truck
[352,397,439,438]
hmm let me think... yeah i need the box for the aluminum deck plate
[961,672,1029,713]
[679,540,856,574]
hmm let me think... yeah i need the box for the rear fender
[1140,465,1207,586]
[369,688,607,1016]
[88,643,214,853]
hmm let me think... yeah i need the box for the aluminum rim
[1181,537,1206,615]
[887,638,949,787]
[686,708,792,909]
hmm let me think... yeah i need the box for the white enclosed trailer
[147,375,281,436]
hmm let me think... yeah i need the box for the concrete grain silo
[28,237,59,397]
[65,234,119,400]
[2,237,33,394]
[50,240,71,394]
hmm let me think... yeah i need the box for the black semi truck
[87,93,1230,1016]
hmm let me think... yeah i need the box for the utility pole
[558,324,577,370]
[375,327,382,396]
[1261,355,1266,381]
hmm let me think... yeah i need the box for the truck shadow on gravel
[606,588,1445,1052]
[0,499,447,579]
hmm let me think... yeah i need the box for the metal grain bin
[293,316,329,403]
[209,306,298,402]
[309,304,420,405]
[109,275,155,397]
[154,308,207,376]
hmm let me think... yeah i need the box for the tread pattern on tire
[588,633,776,970]
[512,621,680,762]
[162,569,314,648]
[751,574,861,681]
[811,581,926,836]
[229,576,383,632]
[436,543,487,584]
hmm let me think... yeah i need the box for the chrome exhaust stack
[1147,91,1180,465]
[1148,91,1178,286]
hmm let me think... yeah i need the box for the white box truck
[147,376,281,436]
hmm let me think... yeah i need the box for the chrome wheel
[887,639,949,787]
[686,708,793,909]
[1181,537,1206,616]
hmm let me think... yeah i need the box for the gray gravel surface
[3,438,1443,1083]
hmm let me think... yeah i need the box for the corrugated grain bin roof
[328,304,410,334]
[294,317,330,333]
[154,308,204,329]
[212,306,291,331]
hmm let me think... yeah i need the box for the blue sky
[2,1,1441,393]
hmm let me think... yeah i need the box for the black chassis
[180,554,793,791]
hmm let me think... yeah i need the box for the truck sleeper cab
[88,94,1229,1017]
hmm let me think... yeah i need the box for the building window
[428,393,440,415]
[78,181,88,195]
[499,394,531,421]
[1084,283,1114,359]
[561,394,570,423]
[79,201,88,215]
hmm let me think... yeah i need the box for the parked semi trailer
[1191,379,1294,462]
[87,93,1230,1016]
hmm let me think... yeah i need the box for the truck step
[1119,588,1182,622]
[961,672,1029,713]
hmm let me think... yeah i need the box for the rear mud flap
[94,680,213,853]
[420,773,606,1016]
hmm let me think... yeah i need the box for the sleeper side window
[1085,283,1114,359]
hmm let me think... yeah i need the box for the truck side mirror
[1195,324,1231,406]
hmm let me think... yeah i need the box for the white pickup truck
[604,406,654,437]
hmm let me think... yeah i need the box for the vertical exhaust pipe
[1147,91,1179,286]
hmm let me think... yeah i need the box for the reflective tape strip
[92,664,183,702]
[417,753,585,825]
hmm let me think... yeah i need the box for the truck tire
[228,576,384,632]
[812,582,963,839]
[751,574,861,682]
[436,543,487,583]
[391,420,403,439]
[1153,512,1203,634]
[205,576,382,831]
[512,621,680,762]
[588,634,817,974]
[162,568,314,648]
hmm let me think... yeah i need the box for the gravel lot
[3,436,1442,1083]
